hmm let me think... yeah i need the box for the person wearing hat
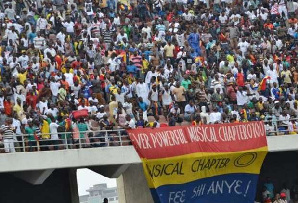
[96,105,107,120]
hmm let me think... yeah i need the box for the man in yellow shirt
[164,41,175,64]
[13,98,24,120]
[17,69,27,85]
[109,80,119,94]
[280,66,292,85]
[142,55,149,75]
[40,116,51,151]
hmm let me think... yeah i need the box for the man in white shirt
[50,119,60,149]
[31,57,40,74]
[114,89,126,104]
[236,87,249,107]
[124,114,136,129]
[62,18,75,36]
[50,78,61,103]
[229,11,241,25]
[209,107,222,124]
[17,52,29,69]
[107,56,121,73]
[37,98,48,115]
[259,9,268,21]
[33,33,46,50]
[64,68,74,86]
[116,30,128,44]
[287,25,296,37]
[219,12,228,25]
[275,37,283,50]
[237,38,249,57]
[176,31,185,47]
[56,30,66,45]
[184,101,196,121]
[182,10,193,21]
[36,15,48,33]
[142,24,152,39]
[266,66,279,86]
[44,44,57,58]
[7,27,19,43]
[46,104,59,118]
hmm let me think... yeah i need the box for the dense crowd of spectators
[0,0,297,154]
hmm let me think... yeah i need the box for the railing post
[78,133,82,149]
[64,133,68,149]
[118,130,122,146]
[105,131,109,147]
[274,119,278,136]
[22,134,25,152]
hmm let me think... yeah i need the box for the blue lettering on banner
[150,174,258,203]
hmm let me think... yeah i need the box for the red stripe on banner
[128,121,267,159]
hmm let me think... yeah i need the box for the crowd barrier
[0,119,297,153]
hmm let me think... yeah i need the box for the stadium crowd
[0,0,297,150]
[0,0,297,201]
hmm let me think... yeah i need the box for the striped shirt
[156,24,166,32]
[1,125,14,139]
[271,4,279,15]
[33,37,46,50]
[130,55,142,68]
[102,30,113,43]
[34,126,41,136]
[198,90,208,102]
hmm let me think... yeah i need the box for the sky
[77,168,117,196]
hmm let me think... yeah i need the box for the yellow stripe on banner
[142,147,268,189]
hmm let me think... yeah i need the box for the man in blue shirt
[188,28,201,56]
[126,61,137,77]
[271,82,280,100]
[138,97,148,112]
[143,48,152,61]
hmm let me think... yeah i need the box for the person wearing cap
[96,105,107,120]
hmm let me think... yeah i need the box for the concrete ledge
[0,135,297,173]
[0,147,141,173]
[267,134,298,152]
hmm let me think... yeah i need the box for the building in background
[79,183,118,203]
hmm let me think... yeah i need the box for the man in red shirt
[26,89,38,110]
[236,69,245,87]
[226,83,237,104]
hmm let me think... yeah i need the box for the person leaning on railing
[77,118,88,148]
[0,118,16,153]
[25,120,37,152]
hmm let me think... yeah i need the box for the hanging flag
[129,122,268,203]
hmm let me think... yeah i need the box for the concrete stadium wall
[0,169,78,203]
[117,164,154,203]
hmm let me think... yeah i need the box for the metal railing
[0,119,297,153]
[0,129,132,153]
[263,118,298,136]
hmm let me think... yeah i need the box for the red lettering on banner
[128,122,267,159]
